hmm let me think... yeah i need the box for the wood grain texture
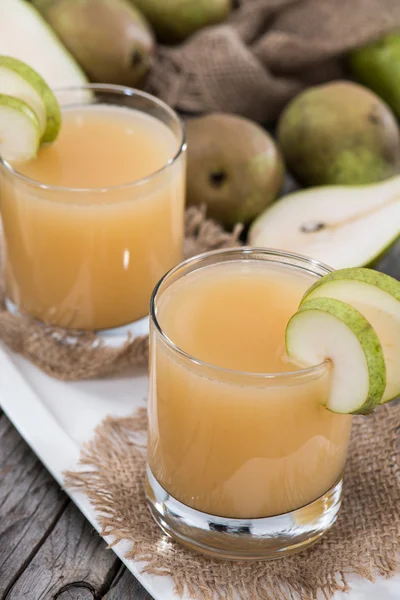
[0,415,152,600]
[55,584,96,600]
[104,566,153,599]
[0,414,68,598]
[5,502,120,599]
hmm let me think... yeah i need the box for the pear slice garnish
[286,297,386,415]
[302,268,400,403]
[0,94,41,161]
[0,55,61,143]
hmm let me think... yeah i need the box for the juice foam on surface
[13,104,178,189]
[157,260,316,373]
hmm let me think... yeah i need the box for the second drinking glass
[0,84,186,332]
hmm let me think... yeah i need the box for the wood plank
[103,566,153,600]
[0,415,68,597]
[0,415,154,600]
[55,584,95,600]
[5,502,120,600]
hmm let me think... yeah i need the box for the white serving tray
[0,342,399,600]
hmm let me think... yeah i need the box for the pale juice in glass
[0,88,185,330]
[147,249,352,558]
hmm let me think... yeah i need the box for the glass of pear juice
[0,85,186,333]
[146,248,353,560]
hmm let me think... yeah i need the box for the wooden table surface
[0,242,399,600]
[0,409,152,599]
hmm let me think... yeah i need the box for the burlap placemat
[146,0,400,123]
[0,207,241,381]
[65,402,400,600]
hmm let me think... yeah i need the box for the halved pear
[0,0,88,91]
[286,297,386,414]
[248,177,400,269]
[302,268,400,403]
[0,55,61,143]
[0,94,41,161]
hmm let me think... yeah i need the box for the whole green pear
[131,0,231,43]
[349,33,400,119]
[186,113,284,228]
[278,81,400,186]
[32,0,155,86]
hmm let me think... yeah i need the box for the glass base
[146,466,343,561]
[5,297,149,348]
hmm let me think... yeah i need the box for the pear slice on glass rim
[285,297,386,415]
[0,94,41,162]
[0,55,61,143]
[301,267,400,403]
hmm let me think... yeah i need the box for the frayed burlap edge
[65,403,400,600]
[0,207,242,381]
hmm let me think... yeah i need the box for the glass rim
[150,247,333,382]
[0,83,186,194]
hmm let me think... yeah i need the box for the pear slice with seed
[249,177,400,269]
